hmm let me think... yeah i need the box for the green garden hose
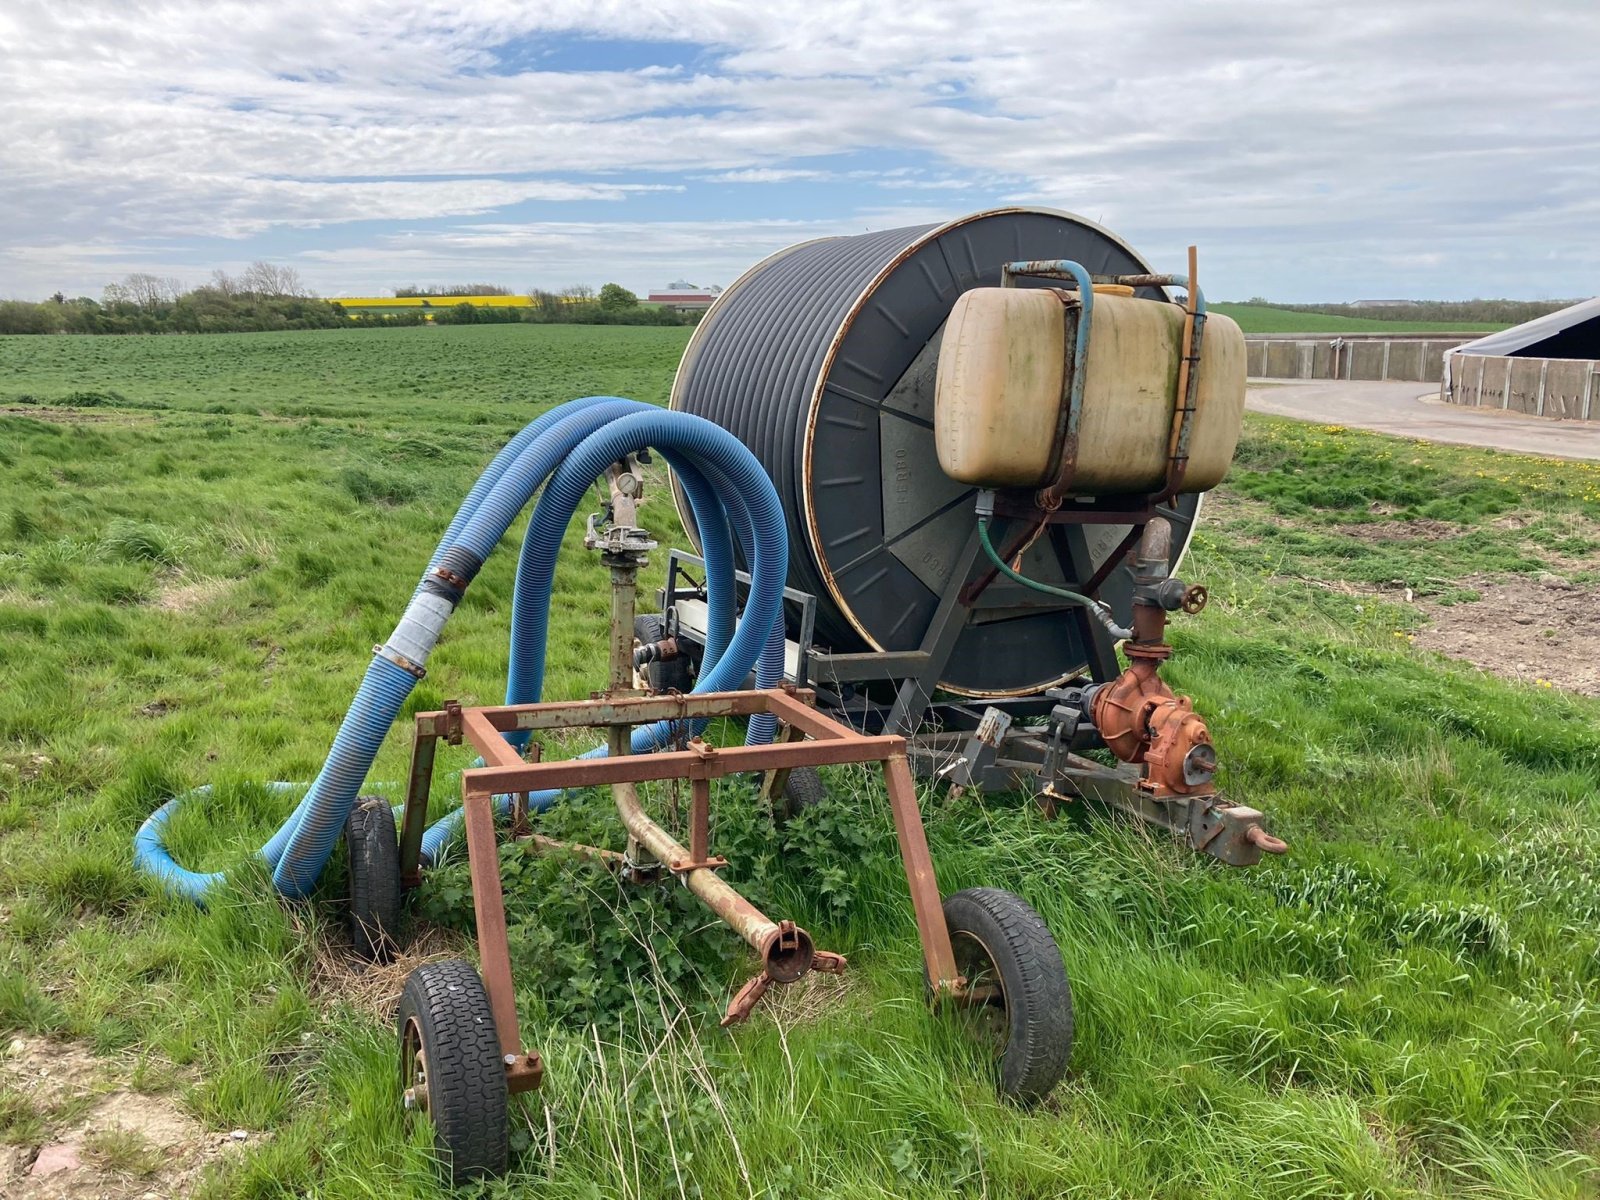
[975,518,1133,641]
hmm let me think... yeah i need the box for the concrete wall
[1245,333,1474,383]
[1442,354,1600,420]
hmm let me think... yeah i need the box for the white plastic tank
[934,287,1247,493]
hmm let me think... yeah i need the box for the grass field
[1211,304,1508,335]
[3,324,1600,1198]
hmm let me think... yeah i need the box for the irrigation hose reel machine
[134,207,1291,1187]
[662,206,1288,867]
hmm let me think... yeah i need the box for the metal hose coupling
[1089,601,1134,642]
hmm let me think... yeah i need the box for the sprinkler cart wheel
[941,888,1073,1103]
[398,960,509,1185]
[344,796,400,962]
[779,765,829,821]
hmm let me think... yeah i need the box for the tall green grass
[1,327,1597,1197]
[1211,304,1507,335]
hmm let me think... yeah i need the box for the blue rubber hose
[274,408,787,894]
[250,402,636,875]
[135,399,789,904]
[412,412,791,861]
[510,410,786,722]
[411,455,762,864]
[505,437,738,743]
[256,399,643,877]
[687,456,785,746]
[269,401,654,893]
[424,395,618,578]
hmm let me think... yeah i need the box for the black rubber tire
[634,613,693,692]
[345,796,400,963]
[398,960,509,1185]
[780,766,829,822]
[941,887,1073,1103]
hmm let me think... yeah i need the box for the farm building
[1441,296,1600,419]
[647,285,720,311]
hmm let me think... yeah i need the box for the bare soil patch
[1414,573,1600,696]
[0,1036,255,1200]
[1338,518,1462,543]
[0,408,154,426]
[152,575,232,614]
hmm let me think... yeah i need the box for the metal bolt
[503,1054,518,1066]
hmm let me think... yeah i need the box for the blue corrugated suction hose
[412,411,790,863]
[134,399,788,904]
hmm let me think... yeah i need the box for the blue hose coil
[412,411,790,862]
[134,399,789,904]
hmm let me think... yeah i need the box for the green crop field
[1212,304,1508,335]
[3,324,1600,1199]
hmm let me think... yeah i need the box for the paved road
[1246,379,1600,462]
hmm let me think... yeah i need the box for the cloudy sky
[1,1,1595,302]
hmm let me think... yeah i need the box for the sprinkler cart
[376,461,1072,1182]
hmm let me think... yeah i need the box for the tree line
[1237,297,1578,325]
[0,269,698,335]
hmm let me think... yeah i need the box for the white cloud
[297,209,953,295]
[0,0,1596,298]
[701,168,836,184]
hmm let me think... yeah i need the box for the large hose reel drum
[669,207,1245,699]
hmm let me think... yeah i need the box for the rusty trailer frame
[396,685,965,1098]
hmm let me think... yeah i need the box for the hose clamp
[433,565,470,591]
[421,546,484,606]
[374,643,427,680]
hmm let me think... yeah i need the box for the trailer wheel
[779,766,829,822]
[345,796,400,962]
[940,887,1073,1103]
[634,614,693,693]
[398,960,509,1185]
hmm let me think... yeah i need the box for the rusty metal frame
[397,686,964,1097]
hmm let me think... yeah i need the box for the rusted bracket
[442,699,463,746]
[949,980,999,1006]
[668,855,728,874]
[810,950,848,974]
[721,972,772,1026]
[720,946,849,1026]
[1188,799,1288,866]
[505,1052,544,1095]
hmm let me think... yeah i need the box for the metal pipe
[605,554,639,758]
[611,781,815,982]
[1133,518,1173,583]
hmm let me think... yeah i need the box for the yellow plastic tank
[933,287,1247,493]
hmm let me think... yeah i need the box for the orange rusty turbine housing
[1088,646,1217,796]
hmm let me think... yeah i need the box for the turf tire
[941,887,1073,1103]
[398,960,509,1185]
[780,766,829,822]
[345,796,400,963]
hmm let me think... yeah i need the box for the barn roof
[1443,296,1600,385]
